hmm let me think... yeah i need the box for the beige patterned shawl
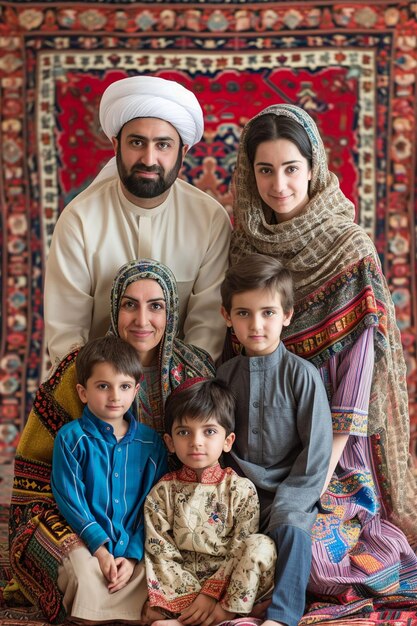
[230,104,417,544]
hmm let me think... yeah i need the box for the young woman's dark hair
[245,113,313,170]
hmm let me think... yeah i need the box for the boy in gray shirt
[217,253,333,626]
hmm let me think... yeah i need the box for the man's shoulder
[63,177,118,214]
[174,179,228,214]
[174,177,217,201]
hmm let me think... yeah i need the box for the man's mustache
[132,165,163,175]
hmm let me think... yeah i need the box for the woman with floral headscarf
[108,258,215,433]
[229,105,417,624]
[8,258,214,624]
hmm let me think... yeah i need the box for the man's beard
[116,145,183,199]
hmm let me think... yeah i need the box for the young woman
[8,258,214,624]
[230,104,417,622]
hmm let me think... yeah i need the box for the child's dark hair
[245,113,313,170]
[76,336,142,387]
[164,378,235,436]
[221,253,294,314]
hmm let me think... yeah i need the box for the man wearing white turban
[44,76,231,364]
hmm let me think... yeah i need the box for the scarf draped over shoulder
[230,104,416,540]
[8,258,214,622]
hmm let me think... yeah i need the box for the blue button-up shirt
[51,406,168,560]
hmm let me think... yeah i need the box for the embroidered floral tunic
[144,464,276,615]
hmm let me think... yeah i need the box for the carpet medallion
[0,1,417,624]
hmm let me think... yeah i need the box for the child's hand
[94,545,117,584]
[108,557,136,593]
[201,603,235,626]
[179,593,217,625]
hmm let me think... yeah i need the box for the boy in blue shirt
[217,254,333,626]
[51,335,167,624]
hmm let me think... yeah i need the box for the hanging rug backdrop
[0,2,417,624]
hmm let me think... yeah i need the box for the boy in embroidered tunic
[216,254,333,626]
[51,336,168,624]
[143,378,276,626]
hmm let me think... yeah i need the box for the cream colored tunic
[44,177,231,364]
[144,464,276,615]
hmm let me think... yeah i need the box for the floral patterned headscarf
[109,258,215,425]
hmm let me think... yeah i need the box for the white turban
[99,76,204,147]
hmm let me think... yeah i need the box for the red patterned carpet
[1,1,417,624]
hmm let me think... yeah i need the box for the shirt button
[120,540,124,545]
[114,499,119,504]
[117,447,122,452]
[252,428,259,434]
[106,426,111,431]
[114,473,119,478]
[253,401,259,408]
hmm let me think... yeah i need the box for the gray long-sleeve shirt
[217,340,333,535]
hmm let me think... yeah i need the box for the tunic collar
[80,405,137,442]
[239,340,285,371]
[177,463,227,484]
